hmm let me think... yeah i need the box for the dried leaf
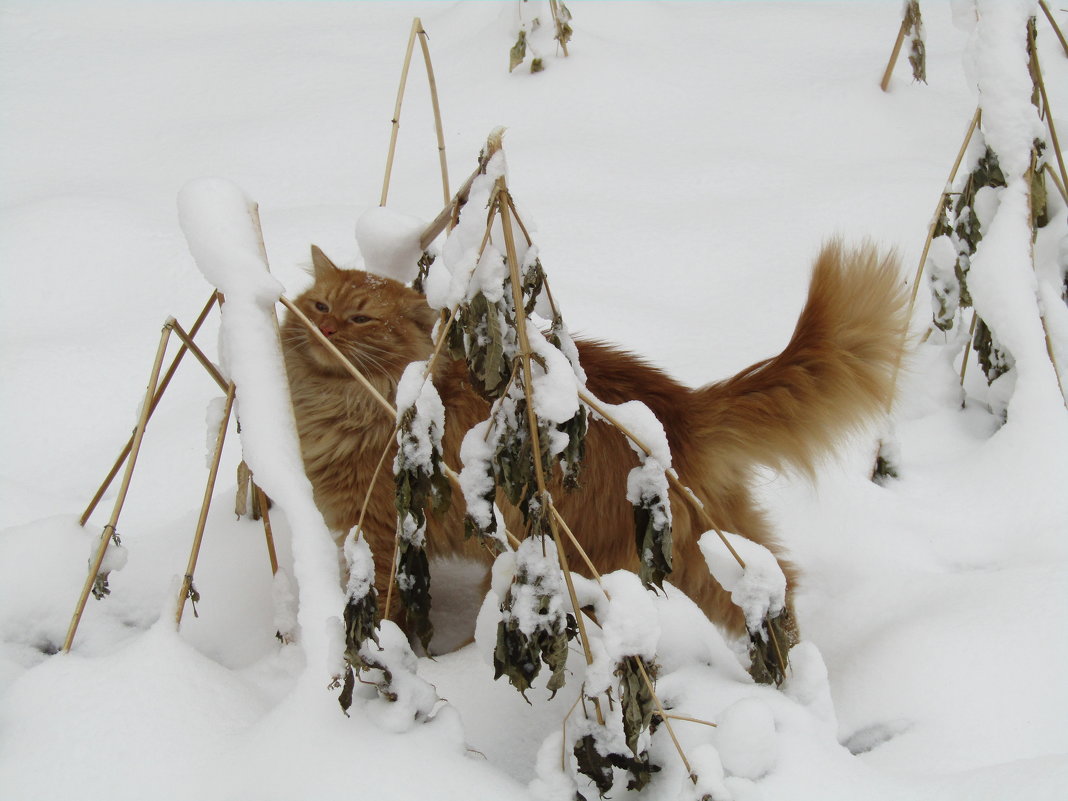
[748,605,800,686]
[509,30,527,73]
[396,537,434,651]
[573,734,614,797]
[619,657,656,756]
[633,493,673,590]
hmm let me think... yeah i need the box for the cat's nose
[319,320,338,338]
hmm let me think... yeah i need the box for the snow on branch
[177,176,347,686]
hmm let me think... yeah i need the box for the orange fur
[281,242,908,638]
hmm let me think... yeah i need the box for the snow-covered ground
[1,2,1066,799]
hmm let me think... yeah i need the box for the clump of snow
[342,531,375,603]
[715,697,778,780]
[527,333,581,427]
[270,568,298,644]
[94,534,128,577]
[394,360,446,500]
[458,419,499,536]
[584,570,659,697]
[685,743,730,801]
[354,205,429,284]
[358,620,444,733]
[780,640,837,732]
[529,730,576,801]
[178,176,346,685]
[425,150,511,311]
[589,398,672,466]
[503,535,569,638]
[699,531,787,635]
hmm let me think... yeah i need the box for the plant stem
[1039,0,1068,57]
[279,296,396,419]
[880,12,911,92]
[499,177,603,725]
[380,18,422,207]
[176,381,236,625]
[65,321,175,652]
[80,293,219,526]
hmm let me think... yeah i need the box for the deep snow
[1,2,1066,800]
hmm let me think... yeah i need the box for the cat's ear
[310,245,341,282]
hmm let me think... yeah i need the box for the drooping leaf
[619,657,656,757]
[973,317,1014,386]
[509,30,527,73]
[631,475,673,591]
[396,536,434,652]
[748,604,800,686]
[573,734,614,797]
[492,536,576,699]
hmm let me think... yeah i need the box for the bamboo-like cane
[1045,162,1068,202]
[80,293,219,526]
[880,12,912,92]
[64,321,175,652]
[380,18,450,209]
[548,0,570,58]
[906,108,982,316]
[498,179,604,725]
[631,655,697,784]
[577,388,748,570]
[255,484,280,575]
[381,18,421,208]
[176,381,237,626]
[1026,149,1068,409]
[960,310,978,388]
[420,157,489,251]
[279,297,396,419]
[169,320,229,392]
[1032,44,1068,194]
[1039,0,1068,57]
[416,22,451,207]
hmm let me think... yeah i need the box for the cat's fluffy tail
[693,241,909,477]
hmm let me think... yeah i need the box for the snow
[1,2,1067,800]
[715,697,779,780]
[353,205,429,284]
[699,531,788,635]
[178,175,346,683]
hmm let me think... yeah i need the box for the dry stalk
[906,108,982,315]
[498,180,602,719]
[880,10,912,92]
[416,21,451,207]
[664,713,717,728]
[549,503,606,586]
[176,381,237,625]
[420,160,485,251]
[1039,0,1068,57]
[169,319,229,391]
[380,18,450,208]
[1045,162,1068,202]
[81,293,220,526]
[381,18,421,207]
[631,655,696,784]
[576,388,747,569]
[548,0,571,58]
[1032,43,1068,193]
[279,296,396,419]
[64,321,175,652]
[255,484,280,575]
[960,311,979,387]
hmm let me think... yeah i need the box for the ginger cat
[281,243,908,642]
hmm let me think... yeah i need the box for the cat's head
[282,245,437,380]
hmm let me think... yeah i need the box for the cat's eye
[314,301,329,312]
[350,315,372,324]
